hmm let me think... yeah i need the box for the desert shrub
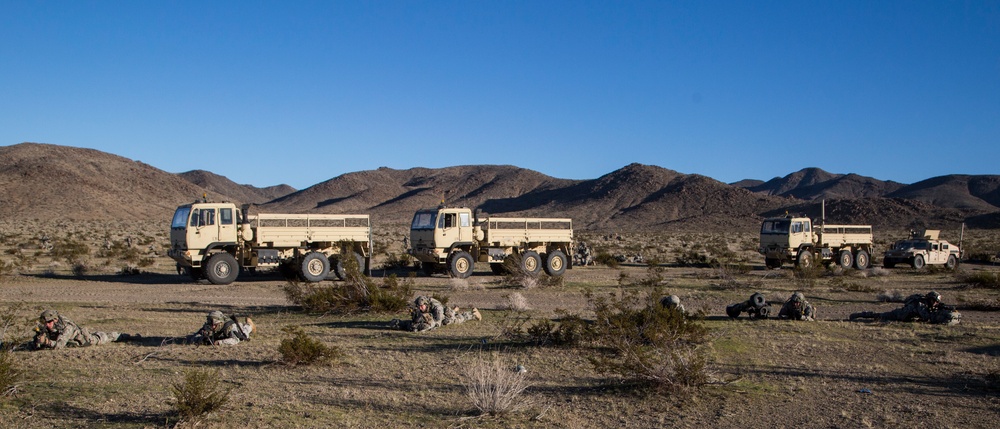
[0,260,14,276]
[0,350,22,398]
[675,249,712,267]
[527,311,592,347]
[50,238,89,264]
[278,326,342,366]
[960,271,1000,289]
[586,287,711,396]
[71,261,89,277]
[594,252,620,268]
[283,267,412,314]
[503,292,530,311]
[490,309,532,341]
[380,252,412,270]
[461,350,531,416]
[171,369,230,421]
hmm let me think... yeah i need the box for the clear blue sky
[2,1,998,189]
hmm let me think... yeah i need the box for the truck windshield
[171,207,192,229]
[411,211,438,230]
[761,220,790,234]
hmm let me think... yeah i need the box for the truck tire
[449,251,474,279]
[520,251,542,276]
[333,251,365,280]
[205,253,239,285]
[854,250,870,270]
[543,250,567,276]
[838,250,853,269]
[300,252,330,283]
[945,255,957,270]
[912,254,925,269]
[796,250,813,269]
[764,258,781,269]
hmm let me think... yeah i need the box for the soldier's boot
[246,317,256,334]
[472,308,482,321]
[850,311,876,321]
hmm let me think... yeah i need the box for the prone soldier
[850,291,961,325]
[188,310,256,345]
[32,309,138,350]
[393,296,481,332]
[777,292,815,321]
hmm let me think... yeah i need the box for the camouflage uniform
[778,292,815,321]
[32,309,130,350]
[851,291,961,325]
[659,295,686,314]
[189,310,255,345]
[403,296,481,332]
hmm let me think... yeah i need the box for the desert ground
[0,222,998,428]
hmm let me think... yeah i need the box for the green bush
[278,326,342,366]
[171,369,230,421]
[283,270,412,314]
[527,311,593,347]
[594,252,620,268]
[0,350,22,398]
[960,271,1000,289]
[586,287,711,396]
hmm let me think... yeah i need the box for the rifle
[726,293,771,319]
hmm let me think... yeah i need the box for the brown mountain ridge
[2,142,998,230]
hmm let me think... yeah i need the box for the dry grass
[460,349,532,416]
[0,224,998,427]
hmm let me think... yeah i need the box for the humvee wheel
[945,255,957,270]
[912,254,926,269]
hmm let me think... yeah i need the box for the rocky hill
[0,143,209,221]
[1,143,998,231]
[177,170,295,204]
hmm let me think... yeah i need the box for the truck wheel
[300,252,330,283]
[543,250,567,276]
[520,251,542,276]
[945,255,957,270]
[796,250,813,269]
[838,250,854,269]
[205,253,239,285]
[912,254,925,269]
[449,251,474,279]
[854,250,870,269]
[333,252,365,280]
[764,258,781,269]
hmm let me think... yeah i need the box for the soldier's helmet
[660,295,681,308]
[791,292,805,302]
[208,310,226,323]
[926,291,942,303]
[414,296,429,307]
[40,309,59,322]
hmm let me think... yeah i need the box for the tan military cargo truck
[407,206,573,278]
[883,229,960,269]
[759,216,874,269]
[168,201,371,285]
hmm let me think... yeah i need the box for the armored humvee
[883,229,960,270]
